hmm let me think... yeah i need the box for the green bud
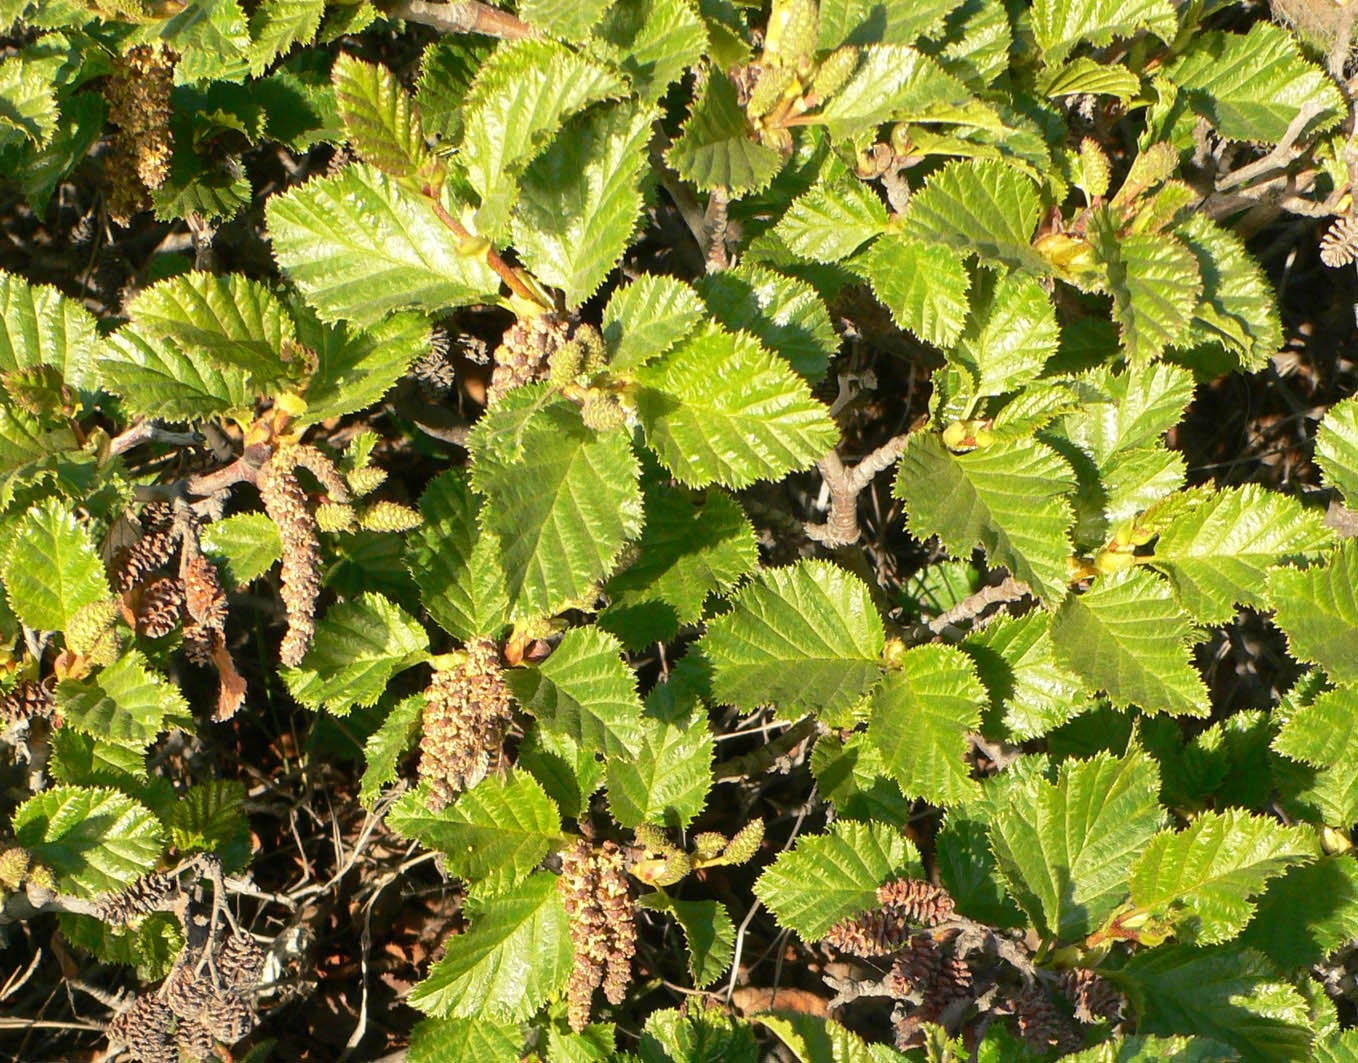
[634,850,691,887]
[634,823,674,853]
[548,338,584,387]
[747,64,797,119]
[581,392,628,433]
[764,0,820,69]
[0,848,30,892]
[693,832,727,861]
[1077,137,1110,200]
[86,627,122,668]
[359,501,423,533]
[347,465,388,497]
[721,819,764,865]
[811,45,858,100]
[315,502,357,534]
[66,599,119,656]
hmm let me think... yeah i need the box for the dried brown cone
[0,680,56,726]
[117,526,180,591]
[106,992,175,1063]
[164,965,216,1021]
[136,577,185,638]
[183,555,228,631]
[202,993,254,1042]
[884,935,945,998]
[411,327,457,395]
[104,44,176,222]
[175,1018,215,1061]
[822,906,914,957]
[257,455,321,667]
[182,620,216,668]
[1009,982,1081,1055]
[1061,967,1125,1024]
[558,839,637,1032]
[876,877,956,926]
[218,929,267,990]
[417,639,514,810]
[94,869,180,926]
[1320,214,1358,268]
[487,312,572,403]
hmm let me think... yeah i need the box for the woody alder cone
[257,454,322,667]
[823,878,956,955]
[487,312,572,403]
[95,869,180,926]
[1061,967,1125,1024]
[417,639,514,809]
[183,555,228,631]
[106,993,175,1063]
[136,577,184,638]
[559,839,637,1032]
[0,680,55,726]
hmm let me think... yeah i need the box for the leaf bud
[346,465,388,497]
[633,851,691,887]
[359,501,423,533]
[1078,137,1111,200]
[1322,826,1352,855]
[0,847,30,892]
[889,122,912,157]
[721,818,764,865]
[763,0,820,69]
[581,392,628,433]
[693,832,727,861]
[1094,549,1135,575]
[66,598,119,656]
[25,862,53,893]
[811,45,858,101]
[315,502,357,534]
[747,64,797,118]
[881,637,908,669]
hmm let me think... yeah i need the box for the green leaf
[505,626,645,757]
[1059,1036,1239,1062]
[895,433,1074,602]
[636,325,838,489]
[513,100,655,308]
[55,651,192,751]
[773,169,888,262]
[1165,23,1344,144]
[605,677,713,828]
[818,44,972,140]
[49,729,147,789]
[247,0,323,76]
[415,37,495,143]
[405,470,509,642]
[1243,856,1358,970]
[637,894,735,988]
[461,38,627,234]
[600,483,756,651]
[0,53,59,148]
[602,274,705,371]
[1149,485,1332,624]
[666,69,783,195]
[935,810,1025,927]
[868,644,985,805]
[360,693,424,806]
[1129,810,1315,945]
[13,786,164,897]
[518,726,605,821]
[388,772,562,884]
[0,271,100,394]
[408,1016,522,1063]
[962,611,1088,740]
[99,326,253,420]
[266,162,502,327]
[1120,944,1312,1063]
[123,272,293,385]
[162,0,251,83]
[819,0,963,49]
[282,593,430,715]
[201,512,283,587]
[1272,684,1358,827]
[859,235,970,349]
[639,1005,759,1063]
[899,159,1045,273]
[591,0,708,103]
[1269,540,1358,685]
[1055,362,1196,465]
[1031,0,1177,63]
[519,0,609,39]
[1315,395,1358,506]
[59,910,183,982]
[2,497,108,633]
[949,271,1059,398]
[1039,56,1141,101]
[469,391,642,617]
[1051,568,1208,716]
[1175,213,1281,372]
[700,559,885,723]
[166,779,251,872]
[547,1023,615,1063]
[407,871,573,1018]
[298,314,429,429]
[1090,214,1201,366]
[1314,1031,1358,1063]
[696,264,838,381]
[753,820,922,940]
[810,732,910,829]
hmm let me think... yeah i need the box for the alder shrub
[3,0,1358,1059]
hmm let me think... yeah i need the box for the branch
[108,421,204,457]
[382,0,535,38]
[712,716,820,781]
[1214,99,1328,193]
[130,444,271,504]
[804,433,910,547]
[929,576,1032,635]
[0,882,101,925]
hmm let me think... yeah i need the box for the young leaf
[99,327,253,420]
[948,271,1059,398]
[606,676,713,828]
[602,274,705,370]
[55,651,192,751]
[1128,810,1315,945]
[1039,56,1141,102]
[388,773,563,884]
[1149,485,1332,624]
[0,54,58,149]
[13,786,164,896]
[247,0,324,76]
[266,163,502,326]
[637,894,735,988]
[513,101,655,308]
[360,693,424,806]
[591,0,709,103]
[0,271,100,394]
[166,780,251,872]
[200,512,283,587]
[899,158,1046,273]
[518,727,606,821]
[408,1016,522,1063]
[666,69,783,195]
[895,433,1075,603]
[405,470,510,642]
[757,1013,883,1063]
[461,38,628,234]
[1272,684,1358,827]
[1031,0,1177,63]
[469,391,642,618]
[283,593,430,715]
[407,871,573,1019]
[2,497,108,633]
[1315,395,1358,506]
[961,611,1088,740]
[1165,23,1344,143]
[1314,1031,1358,1063]
[772,169,888,262]
[700,559,885,722]
[123,272,294,385]
[506,626,645,757]
[753,820,922,940]
[696,264,838,381]
[640,1005,759,1063]
[296,313,430,428]
[1056,362,1196,464]
[819,0,963,49]
[988,747,1162,941]
[519,0,610,40]
[1051,568,1208,717]
[858,235,971,349]
[636,325,838,489]
[868,644,986,805]
[1269,540,1358,685]
[817,44,971,140]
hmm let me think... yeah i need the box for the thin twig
[108,421,204,457]
[382,0,534,38]
[1214,99,1328,193]
[423,189,546,306]
[929,577,1032,635]
[804,433,911,547]
[712,717,820,781]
